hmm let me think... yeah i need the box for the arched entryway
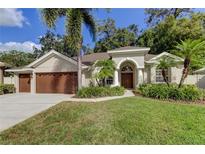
[120,61,136,89]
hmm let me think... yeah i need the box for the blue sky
[0,8,146,52]
[0,8,204,52]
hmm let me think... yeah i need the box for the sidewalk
[63,90,135,102]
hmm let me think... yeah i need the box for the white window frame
[106,77,114,85]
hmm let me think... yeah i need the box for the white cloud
[0,9,29,27]
[0,41,41,52]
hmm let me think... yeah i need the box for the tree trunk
[77,51,82,90]
[178,58,190,88]
[162,69,169,87]
[178,67,189,88]
[103,78,106,87]
[96,78,100,86]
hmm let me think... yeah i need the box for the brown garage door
[19,74,31,92]
[36,72,77,94]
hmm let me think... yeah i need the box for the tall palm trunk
[77,51,82,90]
[162,69,169,87]
[178,58,190,88]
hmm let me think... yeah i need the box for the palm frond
[41,8,66,28]
[66,9,83,53]
[172,39,205,59]
[81,9,96,41]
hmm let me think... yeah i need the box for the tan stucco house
[6,46,185,94]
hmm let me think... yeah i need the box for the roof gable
[146,52,183,64]
[27,50,78,68]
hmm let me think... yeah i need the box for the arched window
[121,66,133,73]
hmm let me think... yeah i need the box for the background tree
[41,8,96,89]
[93,59,115,86]
[156,57,178,87]
[0,50,35,67]
[173,39,205,88]
[33,31,92,58]
[138,13,205,55]
[145,8,193,26]
[94,18,138,52]
[33,31,65,58]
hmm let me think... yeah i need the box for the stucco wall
[111,53,145,88]
[184,75,205,88]
[0,68,3,84]
[112,53,145,69]
[145,65,183,84]
[150,65,156,83]
[170,66,183,83]
[3,76,15,84]
[145,64,205,89]
[82,69,92,87]
[143,68,148,83]
[34,55,78,73]
[14,74,19,93]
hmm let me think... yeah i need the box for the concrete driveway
[0,93,73,132]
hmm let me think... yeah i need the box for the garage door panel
[36,72,77,94]
[19,74,31,92]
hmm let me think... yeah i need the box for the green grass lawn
[1,96,205,144]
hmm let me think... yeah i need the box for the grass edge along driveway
[1,96,205,144]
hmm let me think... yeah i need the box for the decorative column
[113,69,119,87]
[15,74,19,93]
[31,72,36,94]
[137,68,143,87]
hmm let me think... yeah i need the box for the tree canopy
[138,13,205,54]
[145,8,193,26]
[33,31,93,58]
[94,18,138,52]
[0,50,35,67]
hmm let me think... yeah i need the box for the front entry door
[121,73,133,89]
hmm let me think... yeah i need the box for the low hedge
[0,84,15,95]
[138,83,203,101]
[77,86,125,98]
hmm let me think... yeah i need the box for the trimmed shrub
[0,84,15,95]
[138,83,203,101]
[0,85,3,95]
[77,86,125,98]
[202,89,205,100]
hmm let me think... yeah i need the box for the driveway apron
[0,93,72,132]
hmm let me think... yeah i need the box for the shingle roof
[73,52,110,65]
[78,52,156,65]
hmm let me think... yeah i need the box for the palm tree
[156,57,177,87]
[41,9,96,90]
[93,59,115,86]
[173,39,205,88]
